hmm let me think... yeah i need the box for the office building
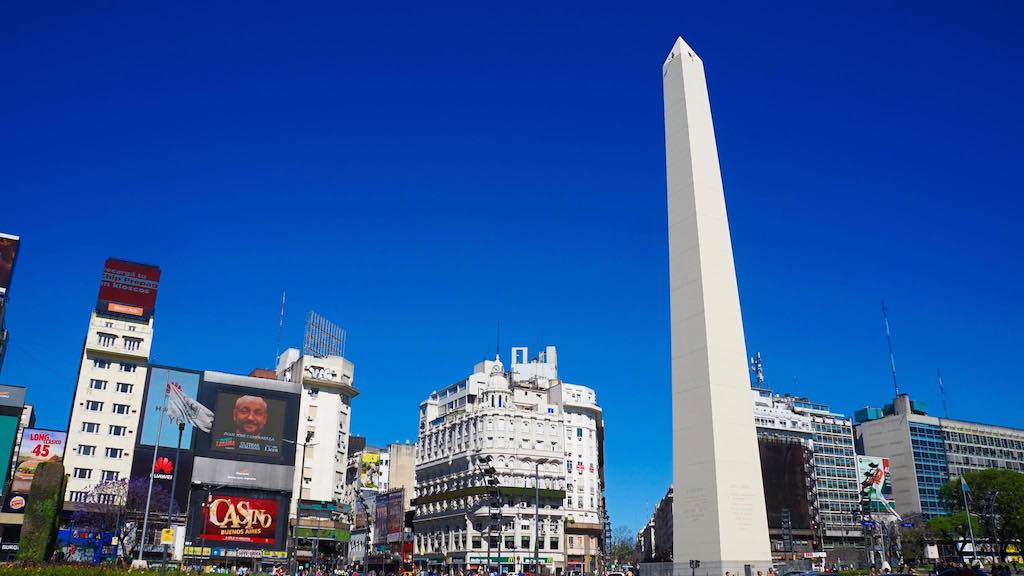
[752,389,862,560]
[63,259,160,505]
[413,345,605,575]
[856,394,1024,517]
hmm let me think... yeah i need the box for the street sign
[900,522,914,528]
[160,528,175,545]
[803,552,827,559]
[861,521,876,528]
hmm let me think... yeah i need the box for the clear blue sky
[2,2,1022,532]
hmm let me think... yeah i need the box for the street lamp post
[290,431,316,576]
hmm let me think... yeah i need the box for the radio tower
[882,301,899,397]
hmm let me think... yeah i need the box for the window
[120,363,138,373]
[504,537,514,549]
[105,447,123,459]
[101,470,119,481]
[85,400,104,411]
[97,333,116,347]
[109,425,127,436]
[521,536,530,549]
[93,359,111,369]
[116,382,134,393]
[69,491,88,503]
[128,325,136,332]
[550,539,559,550]
[577,427,583,438]
[472,538,482,550]
[82,422,100,433]
[112,403,130,415]
[123,337,142,351]
[79,445,96,456]
[73,468,92,479]
[89,379,107,391]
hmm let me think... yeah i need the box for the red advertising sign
[97,258,160,316]
[201,496,278,544]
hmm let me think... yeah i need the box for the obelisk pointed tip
[663,36,702,70]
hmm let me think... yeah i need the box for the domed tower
[479,355,511,409]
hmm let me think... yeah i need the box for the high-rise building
[855,394,1024,518]
[412,346,605,574]
[752,389,862,561]
[276,346,358,511]
[63,258,160,505]
[0,233,21,376]
[663,36,772,574]
[343,442,415,567]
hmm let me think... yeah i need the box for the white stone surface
[663,36,772,573]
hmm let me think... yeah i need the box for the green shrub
[16,462,66,562]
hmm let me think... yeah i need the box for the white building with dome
[413,346,605,575]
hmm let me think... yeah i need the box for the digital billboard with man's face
[211,392,285,458]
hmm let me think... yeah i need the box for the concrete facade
[63,311,153,504]
[856,394,1024,518]
[413,346,604,574]
[663,36,771,573]
[276,347,358,515]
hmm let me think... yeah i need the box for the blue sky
[2,2,1022,531]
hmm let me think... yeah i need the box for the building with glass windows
[751,389,862,561]
[855,394,1024,518]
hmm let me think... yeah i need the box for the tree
[939,469,1024,559]
[71,475,178,561]
[900,527,927,564]
[927,512,984,560]
[18,461,66,561]
[609,526,635,567]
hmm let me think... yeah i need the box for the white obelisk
[663,37,772,575]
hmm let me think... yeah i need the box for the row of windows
[80,422,127,436]
[944,429,1024,450]
[72,468,120,481]
[84,399,132,414]
[96,333,144,351]
[76,445,124,459]
[91,359,139,373]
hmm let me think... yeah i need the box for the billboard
[193,372,299,466]
[139,367,202,448]
[10,429,66,496]
[387,489,405,541]
[758,437,815,531]
[858,456,897,515]
[0,385,26,408]
[0,233,19,295]
[191,457,294,492]
[211,392,286,458]
[373,489,406,544]
[360,452,381,489]
[188,490,288,549]
[130,445,195,512]
[96,258,160,319]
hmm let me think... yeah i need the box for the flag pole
[962,477,978,564]
[139,383,168,561]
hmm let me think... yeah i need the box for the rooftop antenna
[276,291,286,365]
[937,368,949,418]
[882,301,900,397]
[750,352,765,388]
